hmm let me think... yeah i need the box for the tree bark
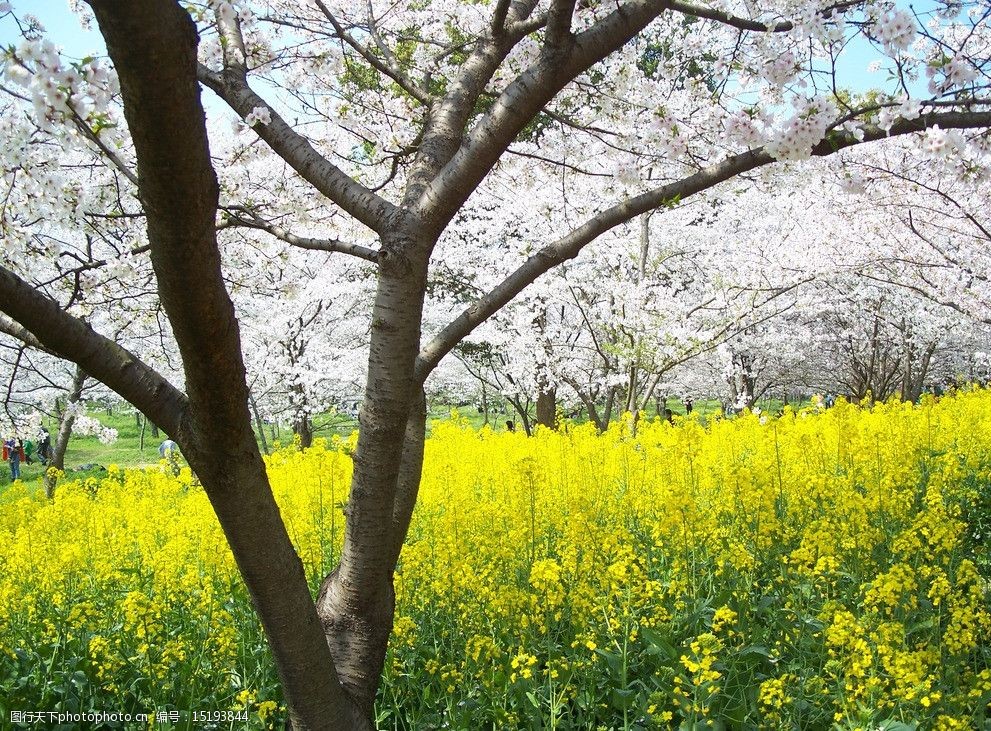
[45,366,87,499]
[506,395,533,435]
[2,4,986,730]
[390,389,427,566]
[294,412,314,449]
[250,392,270,454]
[481,380,489,427]
[85,2,359,727]
[902,342,935,403]
[568,380,606,432]
[535,386,556,429]
[603,384,617,428]
[316,230,430,720]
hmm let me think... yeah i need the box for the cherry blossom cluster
[74,415,119,445]
[870,6,917,55]
[764,95,837,161]
[0,411,42,442]
[2,38,118,136]
[926,53,979,95]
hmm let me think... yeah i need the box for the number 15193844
[191,710,250,723]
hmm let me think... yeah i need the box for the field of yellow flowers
[2,392,991,730]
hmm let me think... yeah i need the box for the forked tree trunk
[12,4,991,731]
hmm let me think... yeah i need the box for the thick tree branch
[545,0,578,49]
[512,0,543,20]
[398,0,556,211]
[416,0,675,225]
[214,3,248,71]
[88,0,250,463]
[491,0,512,35]
[401,21,541,208]
[669,0,864,33]
[415,109,991,382]
[416,149,770,382]
[666,0,793,32]
[0,312,46,352]
[815,109,991,151]
[197,65,399,236]
[0,264,190,437]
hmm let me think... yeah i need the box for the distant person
[4,438,24,481]
[159,439,181,476]
[684,397,694,414]
[664,408,674,423]
[24,438,34,464]
[37,427,51,465]
[505,420,516,432]
[824,393,836,408]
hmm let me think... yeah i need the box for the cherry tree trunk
[249,393,270,454]
[315,230,431,723]
[45,366,87,499]
[507,395,533,435]
[14,2,989,731]
[84,3,364,727]
[294,412,314,449]
[536,387,557,429]
[576,389,607,432]
[902,342,935,404]
[481,381,489,426]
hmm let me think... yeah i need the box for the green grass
[0,407,164,492]
[68,408,170,467]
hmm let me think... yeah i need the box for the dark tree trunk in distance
[250,393,270,454]
[294,412,314,449]
[536,387,556,429]
[45,366,87,499]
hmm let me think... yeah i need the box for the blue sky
[1,1,932,96]
[0,2,105,58]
